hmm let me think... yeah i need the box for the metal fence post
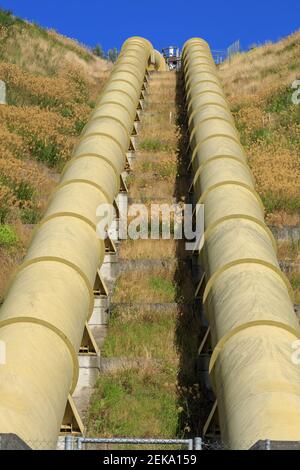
[64,435,73,450]
[0,81,6,105]
[194,437,202,450]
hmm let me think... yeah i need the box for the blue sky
[1,0,299,52]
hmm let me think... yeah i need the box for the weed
[290,274,300,303]
[249,128,273,144]
[262,192,300,214]
[29,134,61,167]
[265,87,293,113]
[15,181,35,201]
[60,107,74,118]
[20,207,41,224]
[0,225,18,246]
[74,119,86,135]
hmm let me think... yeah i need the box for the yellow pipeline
[0,36,160,449]
[182,38,300,449]
[152,49,168,71]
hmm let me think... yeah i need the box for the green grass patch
[288,61,300,71]
[139,160,175,178]
[149,275,176,301]
[262,192,300,214]
[249,128,273,144]
[113,269,176,304]
[87,288,179,440]
[28,134,61,167]
[139,138,170,152]
[60,107,74,118]
[87,367,178,439]
[74,119,86,135]
[7,85,60,108]
[20,207,41,224]
[291,274,300,291]
[0,225,18,246]
[15,181,35,201]
[290,274,300,304]
[140,161,155,172]
[265,87,293,113]
[103,313,176,360]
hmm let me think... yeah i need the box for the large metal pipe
[0,36,158,449]
[182,38,300,449]
[152,49,168,71]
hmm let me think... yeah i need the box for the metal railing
[211,50,226,64]
[64,436,203,450]
[227,39,241,60]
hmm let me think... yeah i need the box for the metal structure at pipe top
[0,36,165,449]
[182,38,300,450]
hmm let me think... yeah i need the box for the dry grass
[219,29,300,220]
[220,30,300,105]
[277,240,300,261]
[0,12,109,301]
[138,73,178,151]
[129,100,179,200]
[277,239,300,304]
[120,239,176,259]
[112,267,176,304]
[129,112,178,199]
[0,17,111,80]
[0,247,18,302]
[266,211,300,226]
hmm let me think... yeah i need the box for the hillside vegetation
[219,30,300,303]
[0,9,110,301]
[219,30,300,225]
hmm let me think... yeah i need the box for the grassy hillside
[219,30,300,225]
[219,30,300,303]
[0,9,110,301]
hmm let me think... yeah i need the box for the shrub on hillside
[0,9,15,28]
[0,224,18,246]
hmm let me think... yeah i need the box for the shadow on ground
[174,70,213,438]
